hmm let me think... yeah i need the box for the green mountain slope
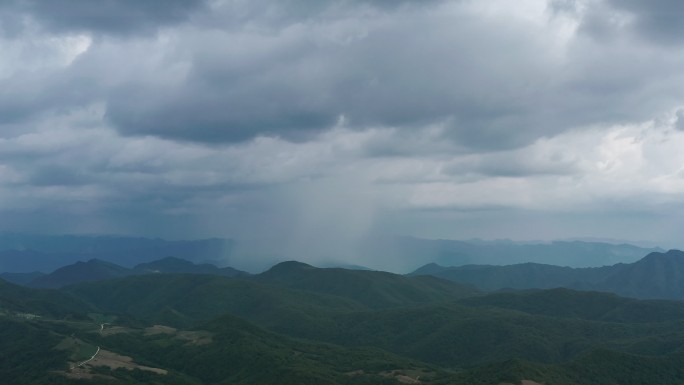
[8,268,684,384]
[458,288,684,323]
[256,261,477,308]
[0,277,93,318]
[88,314,435,385]
[64,271,684,369]
[28,259,139,289]
[66,274,366,329]
[66,262,478,330]
[0,317,70,383]
[450,350,684,385]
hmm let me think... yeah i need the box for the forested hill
[7,262,684,383]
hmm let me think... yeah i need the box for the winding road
[70,346,100,370]
[70,323,108,369]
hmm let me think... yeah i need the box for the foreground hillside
[5,259,684,384]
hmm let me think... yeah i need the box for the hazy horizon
[0,231,669,274]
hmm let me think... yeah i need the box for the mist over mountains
[0,233,234,273]
[411,249,684,300]
[0,233,662,275]
[357,236,662,272]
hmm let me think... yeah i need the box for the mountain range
[25,257,248,289]
[0,233,663,274]
[5,238,684,384]
[5,254,684,384]
[14,248,684,302]
[358,236,662,271]
[410,249,684,300]
[0,233,234,273]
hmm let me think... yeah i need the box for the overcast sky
[2,0,684,258]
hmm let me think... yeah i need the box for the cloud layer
[2,0,684,265]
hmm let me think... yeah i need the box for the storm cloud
[2,0,684,268]
[0,0,207,36]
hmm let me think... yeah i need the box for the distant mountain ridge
[359,236,662,272]
[410,249,684,300]
[0,233,234,273]
[0,271,44,285]
[28,259,141,288]
[26,257,249,288]
[0,233,663,274]
[135,256,246,277]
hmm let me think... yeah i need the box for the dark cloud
[0,71,98,125]
[577,0,684,45]
[0,0,208,36]
[105,71,338,143]
[3,0,679,151]
[29,169,85,187]
[3,0,684,258]
[96,0,684,150]
[605,0,684,44]
[103,1,569,148]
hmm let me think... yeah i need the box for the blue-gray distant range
[0,233,234,274]
[0,233,661,276]
[0,232,671,299]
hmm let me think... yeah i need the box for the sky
[2,0,684,257]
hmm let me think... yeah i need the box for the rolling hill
[61,264,684,370]
[28,259,140,289]
[8,257,684,384]
[0,277,93,318]
[25,257,249,288]
[255,261,478,308]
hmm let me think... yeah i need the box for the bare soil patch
[100,326,134,336]
[144,324,177,335]
[177,330,213,345]
[86,349,167,375]
[380,370,422,384]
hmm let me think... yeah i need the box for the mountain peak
[266,261,316,273]
[84,258,117,266]
[409,262,447,276]
[638,249,684,265]
[135,256,194,271]
[27,259,133,289]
